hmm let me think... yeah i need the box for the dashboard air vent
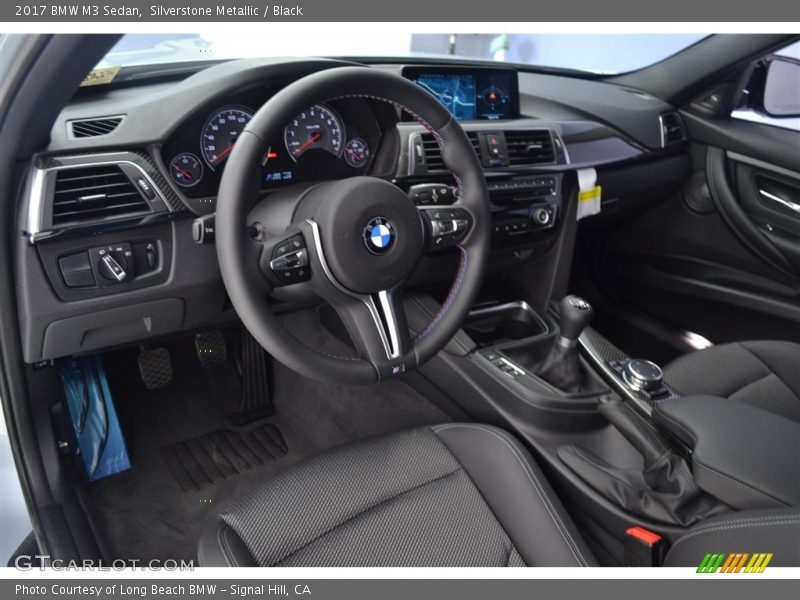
[659,112,687,146]
[69,116,123,138]
[421,131,480,171]
[51,164,150,226]
[505,130,555,165]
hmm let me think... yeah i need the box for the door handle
[759,189,800,215]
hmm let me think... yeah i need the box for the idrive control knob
[623,359,664,392]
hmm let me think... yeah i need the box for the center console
[654,395,800,511]
[410,287,790,565]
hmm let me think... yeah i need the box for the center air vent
[505,130,555,165]
[420,131,481,171]
[51,164,151,226]
[69,116,124,138]
[659,112,687,146]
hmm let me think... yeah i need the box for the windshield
[96,33,708,75]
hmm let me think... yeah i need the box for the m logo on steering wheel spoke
[363,217,396,255]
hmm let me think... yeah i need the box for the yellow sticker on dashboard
[579,185,602,202]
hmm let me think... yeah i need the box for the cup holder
[463,301,549,347]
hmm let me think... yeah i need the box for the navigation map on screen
[415,73,477,121]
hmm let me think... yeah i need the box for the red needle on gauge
[293,132,321,156]
[174,165,193,180]
[213,142,236,163]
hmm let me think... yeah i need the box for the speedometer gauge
[201,105,253,169]
[284,105,344,162]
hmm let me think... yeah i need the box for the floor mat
[75,320,450,562]
[162,424,287,492]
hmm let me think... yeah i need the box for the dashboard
[161,66,522,204]
[16,58,690,363]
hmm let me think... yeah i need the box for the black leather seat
[198,423,597,567]
[198,421,800,567]
[664,340,800,423]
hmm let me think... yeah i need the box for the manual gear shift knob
[558,295,594,346]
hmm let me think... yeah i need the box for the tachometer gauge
[344,138,370,168]
[169,152,203,187]
[201,105,253,169]
[284,104,344,162]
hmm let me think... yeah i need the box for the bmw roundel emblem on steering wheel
[363,216,396,254]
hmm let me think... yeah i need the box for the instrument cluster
[161,94,384,201]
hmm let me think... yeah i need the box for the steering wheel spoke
[295,217,413,375]
[329,288,412,376]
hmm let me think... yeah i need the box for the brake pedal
[195,330,227,368]
[137,347,173,390]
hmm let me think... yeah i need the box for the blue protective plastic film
[59,356,131,481]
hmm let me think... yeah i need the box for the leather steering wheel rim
[216,66,490,384]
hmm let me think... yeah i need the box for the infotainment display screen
[403,67,519,121]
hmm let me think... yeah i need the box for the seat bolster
[665,341,800,423]
[198,519,257,567]
[432,423,596,567]
[665,508,800,567]
[742,340,800,398]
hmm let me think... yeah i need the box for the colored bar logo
[697,552,773,573]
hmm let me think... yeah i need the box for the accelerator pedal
[233,329,275,425]
[137,347,173,390]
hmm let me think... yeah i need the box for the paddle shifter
[536,295,594,392]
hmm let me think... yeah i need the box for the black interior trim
[706,146,794,275]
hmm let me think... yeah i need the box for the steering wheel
[216,67,490,385]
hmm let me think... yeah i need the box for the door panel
[707,146,796,275]
[580,123,800,355]
[734,159,800,267]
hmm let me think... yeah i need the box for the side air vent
[505,130,555,165]
[421,131,481,171]
[51,164,150,226]
[659,112,687,146]
[69,116,124,138]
